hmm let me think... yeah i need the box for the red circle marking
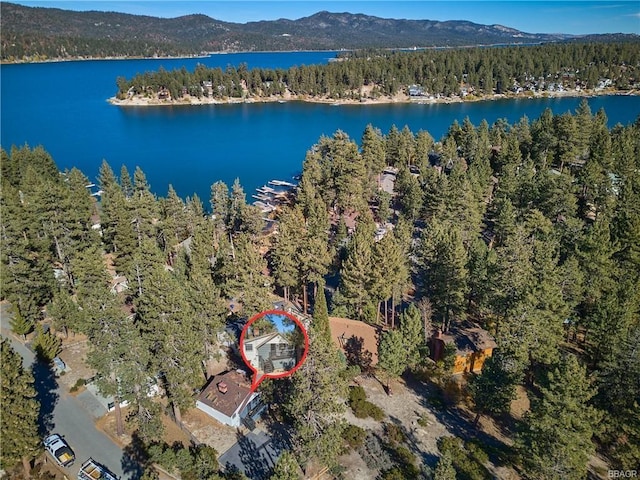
[239,309,310,392]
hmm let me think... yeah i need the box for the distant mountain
[1,2,635,61]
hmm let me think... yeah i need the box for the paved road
[0,303,139,479]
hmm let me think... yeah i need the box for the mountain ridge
[1,2,636,61]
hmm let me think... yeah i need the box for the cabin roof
[438,322,497,354]
[244,332,288,349]
[197,370,252,418]
[329,317,380,364]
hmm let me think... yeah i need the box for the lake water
[2,52,640,203]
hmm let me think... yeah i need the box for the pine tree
[32,323,62,362]
[87,293,159,438]
[210,180,230,236]
[417,223,468,332]
[8,304,34,340]
[229,233,272,318]
[269,451,302,480]
[469,351,521,424]
[0,340,41,477]
[433,450,457,480]
[130,167,159,248]
[595,326,640,469]
[297,194,331,313]
[361,124,386,187]
[229,178,247,233]
[336,213,375,320]
[377,329,406,391]
[98,160,127,253]
[136,265,204,424]
[161,184,188,249]
[283,315,347,472]
[271,206,305,303]
[370,233,396,325]
[326,131,367,214]
[395,166,422,221]
[518,354,600,480]
[398,304,423,368]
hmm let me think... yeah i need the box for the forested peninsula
[111,42,640,106]
[2,102,639,478]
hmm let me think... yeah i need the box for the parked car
[44,434,75,467]
[78,458,119,480]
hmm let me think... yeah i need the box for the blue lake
[2,52,640,203]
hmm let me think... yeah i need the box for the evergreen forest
[115,41,640,101]
[1,100,639,478]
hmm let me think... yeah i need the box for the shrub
[342,424,366,449]
[417,413,430,427]
[349,386,366,403]
[467,440,489,466]
[438,436,491,480]
[384,423,407,445]
[348,386,385,420]
[70,378,86,393]
[380,467,405,480]
[358,432,393,471]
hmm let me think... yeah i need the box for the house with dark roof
[196,370,265,428]
[429,322,497,374]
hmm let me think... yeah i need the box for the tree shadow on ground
[31,359,59,436]
[264,420,293,454]
[344,335,374,374]
[402,372,515,469]
[386,414,439,469]
[234,430,277,480]
[121,432,148,479]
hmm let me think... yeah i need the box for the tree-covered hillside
[6,1,636,62]
[114,41,640,102]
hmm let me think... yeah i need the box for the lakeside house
[196,370,265,428]
[429,322,497,374]
[242,333,296,374]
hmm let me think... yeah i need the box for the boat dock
[252,178,298,214]
[268,180,297,188]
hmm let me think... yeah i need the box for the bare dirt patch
[342,373,527,480]
[180,407,239,456]
[95,405,191,450]
[339,375,451,479]
[510,385,530,420]
[55,333,96,390]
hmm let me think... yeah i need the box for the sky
[9,1,640,35]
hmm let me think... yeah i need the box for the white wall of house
[195,400,240,428]
[243,341,260,369]
[196,392,263,428]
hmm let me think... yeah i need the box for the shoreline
[108,88,636,108]
[1,49,344,66]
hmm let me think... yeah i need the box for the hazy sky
[10,1,640,35]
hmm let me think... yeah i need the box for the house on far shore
[242,333,296,374]
[196,370,265,429]
[110,275,129,295]
[429,322,497,374]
